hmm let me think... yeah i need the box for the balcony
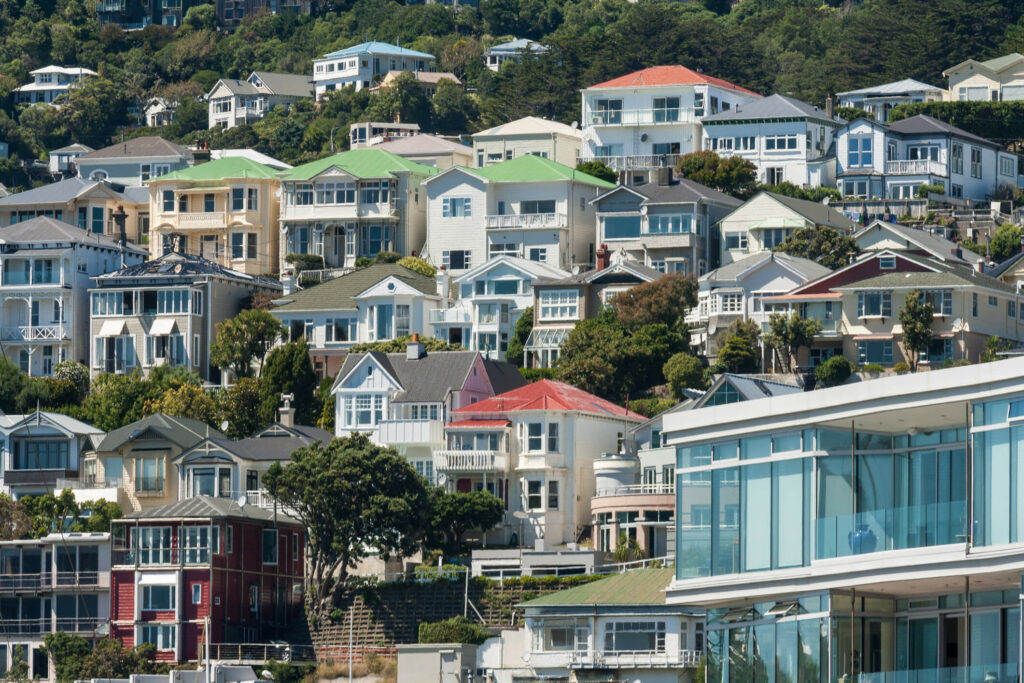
[587,109,694,126]
[376,419,444,445]
[528,649,701,670]
[884,159,946,176]
[434,450,507,472]
[485,213,568,230]
[577,154,680,171]
[0,324,69,342]
[853,663,1017,683]
[176,212,227,229]
[5,469,77,487]
[0,617,105,635]
[594,483,675,498]
[0,571,107,592]
[760,318,840,337]
[429,308,472,324]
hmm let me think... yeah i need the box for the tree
[898,290,934,372]
[52,361,89,401]
[608,273,697,333]
[144,382,219,425]
[348,335,463,354]
[763,312,822,372]
[612,532,644,563]
[8,645,28,682]
[981,335,1012,363]
[263,434,432,621]
[575,160,617,184]
[675,151,757,198]
[432,80,478,134]
[505,306,533,368]
[42,632,91,683]
[164,96,207,139]
[815,355,853,388]
[210,309,284,379]
[260,338,318,426]
[989,222,1022,263]
[374,251,402,263]
[429,489,504,553]
[663,353,706,398]
[0,495,32,540]
[0,357,26,413]
[183,2,217,30]
[774,226,860,269]
[397,256,437,276]
[219,377,268,438]
[363,71,433,130]
[716,334,760,373]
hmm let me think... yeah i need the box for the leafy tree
[429,489,504,553]
[608,273,697,333]
[0,357,26,413]
[0,494,32,540]
[15,377,51,412]
[363,71,433,130]
[210,309,284,379]
[612,532,644,563]
[42,632,91,683]
[145,382,219,424]
[981,335,1012,363]
[575,160,617,184]
[183,2,217,30]
[775,226,860,269]
[836,106,872,121]
[263,434,432,620]
[505,306,533,368]
[716,334,760,374]
[675,151,757,199]
[220,377,268,438]
[397,256,437,276]
[432,79,478,134]
[898,290,934,372]
[815,355,853,388]
[260,338,318,426]
[52,361,89,401]
[314,375,335,433]
[8,645,28,682]
[990,222,1022,263]
[349,335,463,353]
[663,353,707,398]
[164,96,207,140]
[763,312,822,372]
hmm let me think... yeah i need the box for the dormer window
[879,255,896,270]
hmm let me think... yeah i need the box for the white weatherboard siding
[425,170,489,272]
[717,193,807,265]
[703,118,837,187]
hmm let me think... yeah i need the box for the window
[231,232,245,259]
[341,394,384,428]
[538,290,578,320]
[547,481,559,510]
[529,247,547,262]
[603,215,641,239]
[989,295,998,307]
[325,318,357,343]
[973,292,979,317]
[520,200,556,214]
[526,480,543,509]
[604,621,666,653]
[183,525,218,564]
[761,228,792,249]
[162,190,174,212]
[294,183,313,205]
[527,423,543,451]
[135,457,164,492]
[232,188,244,211]
[141,585,174,610]
[292,533,299,561]
[766,167,783,185]
[442,250,471,270]
[204,194,215,212]
[226,526,233,553]
[593,98,622,124]
[395,304,410,337]
[547,423,559,452]
[848,136,873,167]
[765,135,798,151]
[156,289,190,314]
[652,96,679,122]
[919,290,953,316]
[262,528,278,564]
[315,181,355,204]
[920,338,953,364]
[191,584,201,605]
[724,232,748,250]
[91,206,104,234]
[1011,300,1018,319]
[857,340,893,364]
[247,188,258,210]
[140,624,175,650]
[971,147,982,179]
[857,291,892,317]
[361,181,389,204]
[952,143,964,174]
[442,197,472,217]
[247,233,257,260]
[249,585,258,614]
[647,215,693,234]
[879,255,896,269]
[130,527,172,565]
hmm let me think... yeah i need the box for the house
[0,216,146,377]
[687,251,830,358]
[523,253,661,368]
[48,143,93,176]
[423,155,615,274]
[277,149,437,272]
[209,148,292,170]
[471,116,581,168]
[88,251,282,381]
[430,255,570,357]
[476,569,703,683]
[854,218,986,267]
[701,93,843,187]
[269,263,441,378]
[663,359,1024,683]
[434,379,645,547]
[944,52,1024,101]
[217,0,311,26]
[835,113,1023,200]
[482,38,548,72]
[330,340,525,482]
[312,42,435,97]
[350,122,422,149]
[148,156,282,274]
[374,134,474,169]
[109,497,305,664]
[578,65,761,181]
[0,176,151,245]
[0,532,111,681]
[98,0,204,29]
[206,72,313,130]
[14,66,96,105]
[76,136,193,186]
[0,411,104,498]
[75,414,222,513]
[987,249,1024,288]
[144,98,176,127]
[592,168,742,276]
[370,70,462,97]
[716,191,856,266]
[836,78,945,122]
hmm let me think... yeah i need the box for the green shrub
[916,183,945,198]
[892,362,910,374]
[952,359,972,367]
[374,251,402,263]
[663,352,707,398]
[355,256,372,267]
[520,367,557,382]
[814,355,853,388]
[397,256,437,276]
[284,253,324,274]
[860,363,886,373]
[418,616,492,645]
[625,397,677,418]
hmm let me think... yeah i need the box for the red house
[109,497,305,664]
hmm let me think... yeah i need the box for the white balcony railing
[884,159,947,176]
[586,109,694,126]
[577,154,680,171]
[558,649,702,669]
[299,267,353,284]
[177,212,227,229]
[433,450,507,472]
[0,324,69,341]
[376,419,444,445]
[594,483,675,498]
[429,308,472,324]
[485,213,568,230]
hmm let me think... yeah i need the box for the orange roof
[452,380,646,421]
[588,65,760,96]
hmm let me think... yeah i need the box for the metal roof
[272,263,436,312]
[320,41,435,60]
[886,114,998,148]
[521,568,674,607]
[0,216,146,254]
[837,78,944,98]
[78,136,192,161]
[472,116,580,139]
[700,251,830,284]
[93,414,218,453]
[124,495,300,524]
[95,251,282,288]
[702,94,841,124]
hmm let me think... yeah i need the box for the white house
[0,411,104,498]
[701,93,843,187]
[422,155,615,275]
[836,78,944,122]
[430,255,569,358]
[144,98,176,128]
[48,143,93,176]
[944,52,1024,101]
[312,42,435,97]
[14,66,97,105]
[471,117,582,168]
[206,71,313,129]
[578,65,761,182]
[483,38,548,72]
[835,113,1023,200]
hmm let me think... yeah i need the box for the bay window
[604,621,666,653]
[538,290,578,320]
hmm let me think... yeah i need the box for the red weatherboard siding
[113,625,134,648]
[112,570,136,621]
[794,254,931,296]
[141,609,176,621]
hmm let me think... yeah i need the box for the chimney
[112,204,127,246]
[278,393,295,427]
[281,273,296,295]
[192,140,211,165]
[954,246,963,260]
[976,260,984,274]
[825,93,834,120]
[596,243,610,270]
[655,166,673,186]
[407,333,426,360]
[436,267,450,299]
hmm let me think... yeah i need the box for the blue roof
[320,41,435,60]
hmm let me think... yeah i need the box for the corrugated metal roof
[94,414,218,453]
[272,263,436,312]
[124,495,300,524]
[460,155,616,189]
[78,136,191,161]
[887,114,997,148]
[837,78,943,98]
[521,568,674,606]
[588,65,760,96]
[702,94,840,124]
[280,148,439,181]
[472,116,580,139]
[320,41,435,60]
[151,156,279,182]
[759,192,857,232]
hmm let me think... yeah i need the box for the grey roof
[249,71,313,98]
[837,78,944,98]
[988,250,1024,278]
[635,177,742,207]
[760,192,857,231]
[96,251,282,288]
[184,422,332,462]
[694,373,802,408]
[272,263,436,312]
[77,136,192,162]
[887,114,998,148]
[375,134,472,156]
[334,350,526,403]
[701,251,830,284]
[124,495,299,524]
[544,258,663,286]
[702,94,841,124]
[486,38,549,55]
[835,257,1019,294]
[856,220,984,266]
[0,177,147,207]
[94,414,219,453]
[51,143,93,154]
[0,216,146,254]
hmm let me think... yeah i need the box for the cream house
[148,156,281,275]
[944,52,1024,101]
[471,117,582,168]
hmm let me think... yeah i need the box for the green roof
[521,568,674,607]
[272,263,437,312]
[465,155,616,188]
[151,157,279,182]
[280,148,440,181]
[981,53,1024,72]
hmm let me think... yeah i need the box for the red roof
[448,420,511,429]
[452,380,646,421]
[588,65,760,96]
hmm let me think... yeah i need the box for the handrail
[594,483,675,497]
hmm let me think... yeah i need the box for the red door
[456,479,471,493]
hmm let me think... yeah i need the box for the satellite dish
[953,317,965,332]
[571,120,579,129]
[220,420,230,432]
[640,205,648,215]
[512,510,530,520]
[640,133,648,142]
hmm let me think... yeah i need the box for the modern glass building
[663,359,1024,683]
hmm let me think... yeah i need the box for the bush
[625,397,677,418]
[418,616,492,645]
[916,183,945,198]
[952,359,972,367]
[519,367,557,382]
[374,251,402,263]
[663,352,707,398]
[284,253,324,274]
[397,256,437,276]
[53,360,89,399]
[814,355,853,388]
[892,362,910,374]
[355,256,372,267]
[860,363,886,373]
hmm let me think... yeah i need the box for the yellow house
[148,157,281,275]
[944,52,1024,102]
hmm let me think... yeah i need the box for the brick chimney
[595,243,610,270]
[192,140,211,165]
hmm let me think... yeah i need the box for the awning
[852,334,894,341]
[524,327,571,350]
[149,318,177,336]
[97,319,126,337]
[137,571,178,586]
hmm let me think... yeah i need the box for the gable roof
[0,216,146,254]
[151,156,278,182]
[280,148,439,181]
[886,114,998,148]
[522,568,674,607]
[837,78,944,98]
[472,116,580,139]
[701,94,840,124]
[486,38,548,55]
[179,423,332,463]
[94,414,217,453]
[601,177,742,207]
[832,257,1020,295]
[700,251,830,284]
[855,219,984,266]
[210,149,292,170]
[96,251,282,288]
[946,53,1024,76]
[124,495,299,524]
[454,255,570,284]
[77,136,191,162]
[753,192,857,232]
[460,155,616,188]
[587,65,759,96]
[0,411,103,436]
[692,373,803,409]
[249,71,313,98]
[272,263,436,312]
[51,143,94,154]
[988,250,1024,279]
[320,41,434,60]
[452,379,645,421]
[0,176,144,207]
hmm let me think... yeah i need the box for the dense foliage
[418,616,493,645]
[42,635,166,683]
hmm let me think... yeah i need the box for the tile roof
[701,94,841,124]
[124,495,300,524]
[886,114,998,148]
[521,568,674,607]
[448,419,511,429]
[97,251,282,288]
[272,263,437,312]
[587,65,760,96]
[0,216,146,253]
[472,116,580,138]
[700,251,830,283]
[77,136,192,161]
[452,379,645,421]
[280,148,439,181]
[837,78,944,98]
[466,155,616,188]
[758,192,857,231]
[320,41,434,60]
[151,156,279,182]
[94,414,219,453]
